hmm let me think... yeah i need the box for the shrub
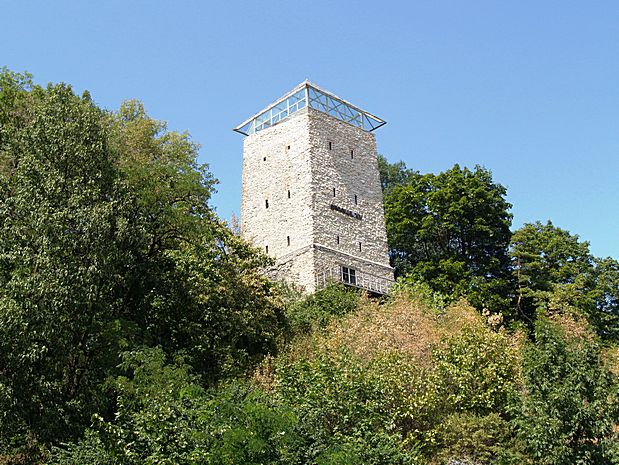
[285,284,359,336]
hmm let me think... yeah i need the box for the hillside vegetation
[0,69,617,464]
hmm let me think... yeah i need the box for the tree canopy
[0,69,285,458]
[383,162,513,314]
[511,221,619,338]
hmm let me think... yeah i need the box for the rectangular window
[287,190,291,198]
[287,145,291,150]
[263,156,267,161]
[354,194,358,205]
[265,245,269,253]
[333,187,336,197]
[336,235,340,245]
[359,242,362,251]
[265,199,269,208]
[287,236,290,246]
[328,141,332,150]
[342,267,357,286]
[350,149,354,159]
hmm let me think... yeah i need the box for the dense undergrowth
[47,286,619,465]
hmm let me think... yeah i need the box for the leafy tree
[384,163,513,314]
[589,257,619,340]
[505,314,619,464]
[275,349,425,464]
[0,70,286,459]
[432,412,510,465]
[511,221,619,338]
[0,78,133,450]
[108,99,286,382]
[433,326,518,416]
[377,154,415,193]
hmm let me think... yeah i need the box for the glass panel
[237,84,382,135]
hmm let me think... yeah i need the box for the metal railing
[315,266,394,295]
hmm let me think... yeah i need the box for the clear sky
[2,1,618,258]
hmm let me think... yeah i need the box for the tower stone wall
[238,83,394,293]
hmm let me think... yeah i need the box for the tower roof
[233,80,386,136]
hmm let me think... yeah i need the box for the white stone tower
[234,81,394,294]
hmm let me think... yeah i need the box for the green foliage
[433,326,518,415]
[0,69,286,458]
[285,284,359,335]
[590,257,619,340]
[0,78,130,447]
[275,349,425,463]
[197,382,301,465]
[51,430,116,465]
[275,296,520,464]
[391,278,452,311]
[511,221,593,318]
[315,433,423,465]
[377,154,416,193]
[432,412,510,465]
[511,221,619,339]
[2,68,618,465]
[383,162,513,315]
[51,348,300,465]
[506,315,619,464]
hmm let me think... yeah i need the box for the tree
[0,70,286,459]
[589,257,619,340]
[0,78,133,450]
[384,163,513,314]
[377,154,415,193]
[107,100,286,383]
[505,314,619,464]
[510,221,619,338]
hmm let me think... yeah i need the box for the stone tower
[234,81,394,294]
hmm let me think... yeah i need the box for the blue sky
[3,1,618,258]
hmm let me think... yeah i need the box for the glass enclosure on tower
[234,81,385,136]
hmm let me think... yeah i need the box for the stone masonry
[237,82,394,293]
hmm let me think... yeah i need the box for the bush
[431,413,510,464]
[50,348,301,465]
[285,284,359,336]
